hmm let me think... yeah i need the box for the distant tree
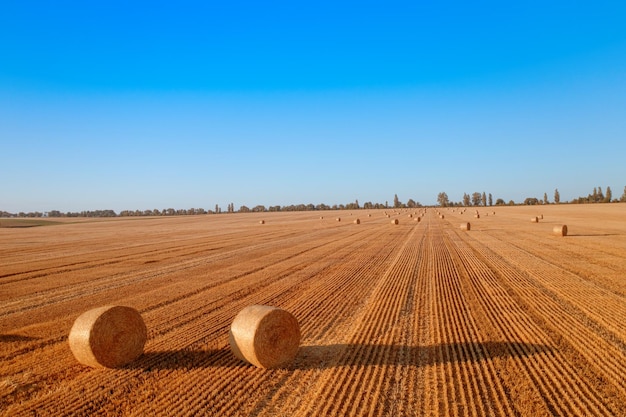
[597,187,604,203]
[437,192,449,207]
[621,186,626,202]
[495,198,505,206]
[488,193,493,206]
[252,205,266,212]
[524,197,539,205]
[463,193,471,207]
[554,189,560,204]
[543,193,549,204]
[471,192,482,206]
[508,200,515,206]
[592,187,598,203]
[605,186,612,203]
[393,194,401,208]
[407,199,416,208]
[481,192,487,206]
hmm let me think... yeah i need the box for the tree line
[3,187,624,218]
[436,186,626,207]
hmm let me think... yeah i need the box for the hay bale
[474,214,480,218]
[439,214,445,219]
[391,219,399,225]
[531,217,539,223]
[68,306,147,368]
[259,220,265,224]
[336,217,341,222]
[229,305,300,369]
[354,219,360,224]
[461,222,471,231]
[553,225,568,236]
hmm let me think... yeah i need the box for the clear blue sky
[2,1,625,212]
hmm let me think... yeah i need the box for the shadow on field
[290,341,552,370]
[0,334,39,343]
[124,341,551,371]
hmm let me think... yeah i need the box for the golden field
[1,204,625,416]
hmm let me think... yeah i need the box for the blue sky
[2,1,625,212]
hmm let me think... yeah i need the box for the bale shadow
[125,341,551,371]
[0,334,39,343]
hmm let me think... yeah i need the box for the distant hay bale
[439,214,445,219]
[354,219,360,224]
[391,219,399,225]
[553,225,568,236]
[540,214,544,219]
[531,217,539,223]
[416,217,421,222]
[461,222,471,231]
[319,216,324,219]
[68,306,147,368]
[367,214,371,217]
[336,217,341,222]
[259,220,265,224]
[474,214,480,218]
[408,214,413,218]
[492,211,496,215]
[229,305,300,369]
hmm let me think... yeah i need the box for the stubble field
[1,204,625,416]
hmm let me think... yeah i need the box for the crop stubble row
[1,206,625,416]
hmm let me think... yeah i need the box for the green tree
[393,194,401,208]
[597,187,604,203]
[471,192,481,206]
[621,186,626,202]
[481,192,487,206]
[543,192,549,204]
[437,192,449,207]
[463,193,471,206]
[554,188,560,204]
[605,186,612,203]
[488,193,493,206]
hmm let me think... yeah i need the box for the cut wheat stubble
[68,305,147,368]
[229,305,301,369]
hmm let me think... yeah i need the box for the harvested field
[1,204,625,416]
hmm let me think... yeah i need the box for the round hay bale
[229,305,300,369]
[391,219,399,225]
[416,217,421,222]
[408,214,413,218]
[553,225,568,236]
[439,214,445,219]
[531,217,539,223]
[68,305,147,368]
[474,214,480,218]
[353,218,360,224]
[461,222,471,231]
[540,214,544,219]
[319,216,324,220]
[259,220,265,224]
[336,217,341,222]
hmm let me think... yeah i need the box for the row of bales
[442,208,568,237]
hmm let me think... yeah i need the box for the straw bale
[229,305,300,369]
[461,222,471,231]
[68,305,147,368]
[553,225,568,236]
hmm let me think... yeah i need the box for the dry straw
[68,305,147,368]
[461,222,471,231]
[553,225,568,236]
[229,305,300,369]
